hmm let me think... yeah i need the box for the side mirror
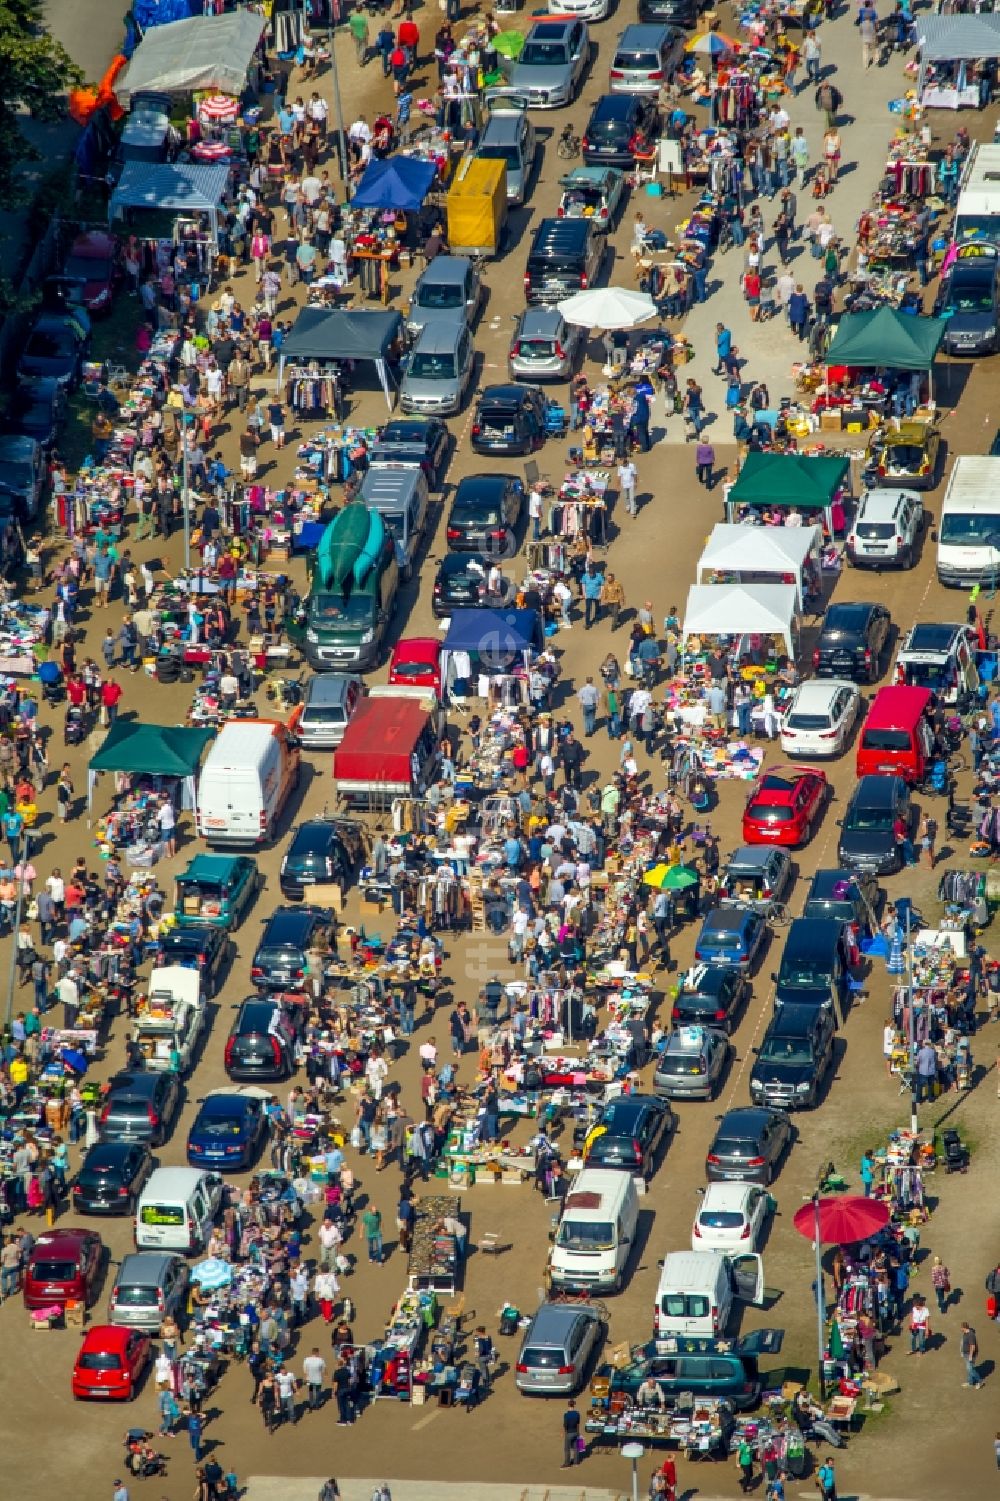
[656,1258,665,1269]
[770,973,778,984]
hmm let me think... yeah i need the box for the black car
[251,904,334,990]
[280,818,362,900]
[524,218,605,305]
[750,1004,836,1111]
[837,774,912,876]
[71,1142,154,1215]
[470,384,548,457]
[369,417,450,490]
[812,601,891,683]
[99,1071,181,1147]
[224,998,298,1080]
[0,435,46,522]
[706,1106,793,1186]
[446,473,524,556]
[802,868,880,935]
[639,0,700,25]
[17,312,88,389]
[154,924,232,998]
[432,552,497,617]
[586,1093,675,1178]
[583,94,660,168]
[671,966,749,1035]
[4,379,65,452]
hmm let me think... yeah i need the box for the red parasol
[793,1195,889,1246]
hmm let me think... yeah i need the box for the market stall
[87,720,213,812]
[822,307,947,404]
[353,155,438,213]
[277,308,404,411]
[682,583,800,659]
[439,608,545,703]
[115,10,267,102]
[916,14,1000,108]
[695,524,823,611]
[725,452,851,535]
[108,161,231,250]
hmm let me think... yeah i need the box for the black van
[524,218,605,305]
[470,384,547,456]
[772,918,851,1019]
[750,1004,836,1111]
[590,1329,784,1419]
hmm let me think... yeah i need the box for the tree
[0,0,83,208]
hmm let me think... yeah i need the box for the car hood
[510,62,571,88]
[752,1058,812,1085]
[944,309,994,336]
[838,827,894,857]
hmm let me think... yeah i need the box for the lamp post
[326,3,349,185]
[180,412,192,573]
[622,1440,645,1501]
[905,905,919,1133]
[4,829,34,1032]
[811,1192,826,1401]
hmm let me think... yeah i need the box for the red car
[23,1227,104,1310]
[62,231,119,314]
[388,637,442,697]
[742,766,829,847]
[72,1325,150,1401]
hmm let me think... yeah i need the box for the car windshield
[860,727,910,752]
[759,1038,813,1063]
[556,1219,614,1251]
[699,1210,744,1229]
[0,459,30,489]
[140,1204,184,1226]
[520,41,569,63]
[115,1284,158,1305]
[302,704,346,723]
[409,352,457,379]
[416,283,464,309]
[947,278,993,312]
[530,255,583,275]
[751,803,794,822]
[845,802,894,831]
[615,49,659,66]
[79,1351,123,1370]
[779,956,832,985]
[519,338,557,357]
[453,498,501,522]
[26,331,75,359]
[309,592,373,625]
[32,1259,77,1280]
[785,712,832,731]
[940,512,1000,544]
[394,660,436,677]
[714,1137,756,1157]
[521,1346,565,1367]
[382,421,428,443]
[704,930,742,949]
[658,1053,706,1075]
[660,1293,709,1317]
[856,520,895,539]
[478,143,520,166]
[198,1116,244,1135]
[593,117,630,137]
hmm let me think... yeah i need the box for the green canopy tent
[87,721,214,810]
[725,451,850,531]
[823,307,947,401]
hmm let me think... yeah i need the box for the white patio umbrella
[556,286,658,331]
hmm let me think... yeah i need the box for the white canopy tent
[117,11,267,103]
[695,524,822,611]
[916,15,1000,106]
[682,583,800,658]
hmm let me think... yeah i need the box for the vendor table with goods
[406,1194,463,1296]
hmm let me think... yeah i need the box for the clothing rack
[883,160,936,196]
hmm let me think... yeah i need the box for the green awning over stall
[89,721,214,777]
[823,307,947,371]
[726,451,850,511]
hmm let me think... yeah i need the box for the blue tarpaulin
[441,610,543,690]
[351,156,437,212]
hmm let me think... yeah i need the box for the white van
[936,456,1000,588]
[654,1250,764,1342]
[548,1168,638,1294]
[196,720,300,846]
[954,142,1000,245]
[131,966,204,1074]
[135,1167,224,1253]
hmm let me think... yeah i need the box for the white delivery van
[936,456,1000,588]
[654,1250,764,1342]
[135,1167,224,1253]
[548,1168,638,1294]
[954,143,1000,245]
[196,719,300,847]
[131,966,205,1074]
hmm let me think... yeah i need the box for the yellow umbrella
[643,863,672,889]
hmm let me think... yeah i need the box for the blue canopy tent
[440,608,544,700]
[351,156,437,212]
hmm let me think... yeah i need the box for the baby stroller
[124,1429,167,1478]
[64,705,86,746]
[38,660,63,705]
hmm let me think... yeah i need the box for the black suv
[470,384,547,457]
[154,924,231,998]
[803,868,880,934]
[225,998,298,1080]
[812,601,891,682]
[432,552,501,616]
[280,819,362,901]
[446,473,524,556]
[99,1071,181,1147]
[583,94,660,168]
[837,774,912,875]
[251,905,333,990]
[670,966,749,1035]
[584,1093,675,1178]
[639,0,700,23]
[750,1004,836,1111]
[524,218,605,305]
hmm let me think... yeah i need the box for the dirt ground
[8,0,1000,1496]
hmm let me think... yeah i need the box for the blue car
[186,1090,268,1170]
[694,908,767,972]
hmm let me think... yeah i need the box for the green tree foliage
[0,0,83,206]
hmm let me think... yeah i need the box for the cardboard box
[820,411,842,432]
[610,1341,632,1370]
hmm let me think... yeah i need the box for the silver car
[477,96,538,205]
[109,1251,189,1330]
[400,321,476,415]
[609,22,684,93]
[515,1301,605,1395]
[405,255,482,339]
[509,307,584,382]
[296,673,362,747]
[502,18,591,108]
[653,1025,729,1101]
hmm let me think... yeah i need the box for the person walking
[736,1436,755,1492]
[815,78,842,128]
[695,438,715,489]
[577,677,600,737]
[927,1255,950,1316]
[582,565,604,629]
[600,572,625,630]
[187,1407,206,1463]
[859,1,879,68]
[617,457,638,516]
[790,126,810,187]
[961,1322,983,1387]
[816,1456,837,1501]
[909,1293,931,1355]
[713,322,732,375]
[362,1204,383,1263]
[788,284,809,341]
[333,1355,354,1425]
[303,1348,327,1409]
[349,7,370,64]
[561,1399,582,1467]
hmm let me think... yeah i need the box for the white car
[692,1181,771,1253]
[548,0,609,19]
[779,679,860,759]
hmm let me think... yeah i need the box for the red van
[855,686,935,785]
